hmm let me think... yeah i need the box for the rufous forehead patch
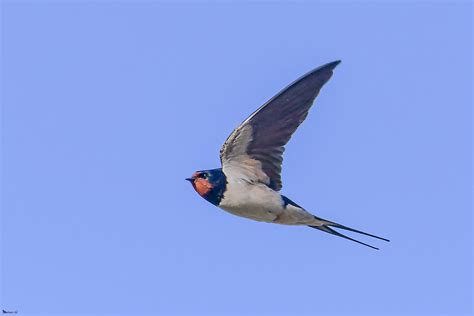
[194,178,213,197]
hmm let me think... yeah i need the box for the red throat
[193,178,213,197]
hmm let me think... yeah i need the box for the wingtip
[327,60,341,69]
[312,60,341,74]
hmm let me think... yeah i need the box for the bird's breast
[193,178,212,197]
[218,181,284,223]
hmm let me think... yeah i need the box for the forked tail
[308,216,390,250]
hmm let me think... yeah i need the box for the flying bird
[186,61,389,249]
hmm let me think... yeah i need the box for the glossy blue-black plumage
[198,168,227,206]
[281,195,302,208]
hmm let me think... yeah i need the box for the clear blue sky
[1,1,472,315]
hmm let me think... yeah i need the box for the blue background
[1,1,472,315]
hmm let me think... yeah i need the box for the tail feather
[309,216,390,250]
[309,225,380,250]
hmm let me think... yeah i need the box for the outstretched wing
[220,60,340,191]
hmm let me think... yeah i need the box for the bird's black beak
[185,178,194,182]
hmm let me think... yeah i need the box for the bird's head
[186,168,227,205]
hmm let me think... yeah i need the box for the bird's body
[187,61,389,249]
[220,179,284,223]
[219,171,316,225]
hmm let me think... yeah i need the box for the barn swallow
[186,61,389,249]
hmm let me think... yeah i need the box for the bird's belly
[218,182,284,223]
[220,202,279,223]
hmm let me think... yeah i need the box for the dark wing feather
[220,61,340,191]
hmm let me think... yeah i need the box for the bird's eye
[201,173,208,179]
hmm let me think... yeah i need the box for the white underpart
[219,174,318,226]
